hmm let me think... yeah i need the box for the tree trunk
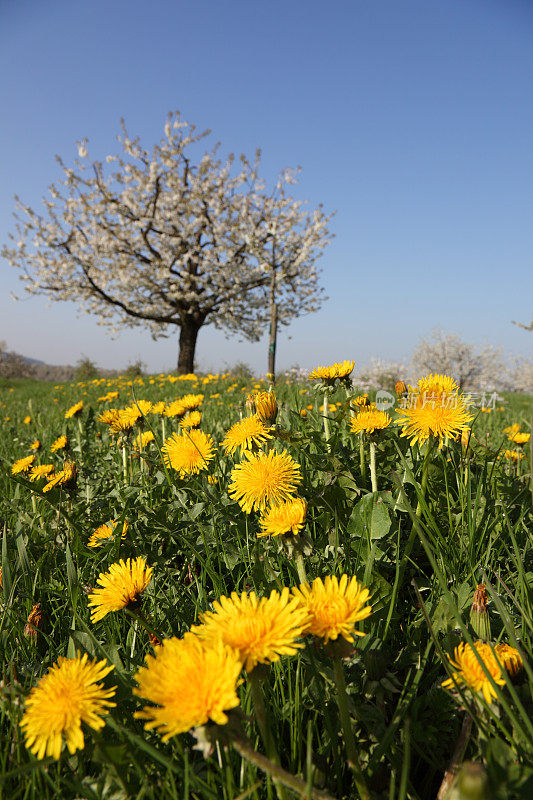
[268,267,278,383]
[177,318,201,374]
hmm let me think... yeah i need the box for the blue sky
[1,0,532,374]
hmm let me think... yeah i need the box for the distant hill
[16,354,47,367]
[0,344,117,382]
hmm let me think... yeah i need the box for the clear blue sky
[1,0,532,374]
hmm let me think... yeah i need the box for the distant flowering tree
[2,112,332,374]
[412,330,508,391]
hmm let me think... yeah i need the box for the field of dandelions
[0,364,532,800]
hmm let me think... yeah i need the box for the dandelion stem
[322,392,330,443]
[415,440,434,518]
[359,434,366,485]
[76,418,83,465]
[436,713,473,800]
[249,669,286,800]
[122,444,128,482]
[130,619,138,659]
[295,552,308,584]
[369,441,378,493]
[332,656,370,800]
[230,734,338,800]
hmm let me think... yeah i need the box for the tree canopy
[3,112,333,373]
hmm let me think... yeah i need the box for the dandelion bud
[24,603,43,643]
[251,391,278,425]
[470,584,491,642]
[395,380,407,396]
[245,392,257,415]
[448,762,492,800]
[352,394,370,409]
[364,648,388,681]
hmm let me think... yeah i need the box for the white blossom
[2,111,332,372]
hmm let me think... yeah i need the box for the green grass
[0,373,532,800]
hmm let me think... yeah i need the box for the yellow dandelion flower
[499,449,525,462]
[228,449,302,513]
[292,575,372,644]
[132,430,155,450]
[29,464,55,482]
[110,407,141,433]
[161,429,215,477]
[308,360,355,383]
[503,423,521,437]
[134,400,154,417]
[29,440,41,451]
[43,461,77,493]
[441,641,506,704]
[509,432,530,445]
[164,400,186,418]
[88,520,129,548]
[20,653,115,760]
[65,401,84,419]
[191,588,310,672]
[494,644,523,677]
[23,415,32,424]
[180,410,202,429]
[88,557,153,623]
[416,374,459,396]
[133,635,241,739]
[50,434,68,452]
[98,409,120,425]
[11,455,36,475]
[151,401,166,414]
[352,394,370,409]
[258,498,307,537]
[97,391,119,402]
[350,408,392,435]
[395,373,473,449]
[222,415,272,456]
[180,393,204,410]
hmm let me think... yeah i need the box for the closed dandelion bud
[470,584,491,642]
[245,392,257,415]
[24,603,43,643]
[395,380,407,396]
[448,763,492,800]
[253,391,278,425]
[364,648,388,681]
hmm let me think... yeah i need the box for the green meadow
[0,370,531,800]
